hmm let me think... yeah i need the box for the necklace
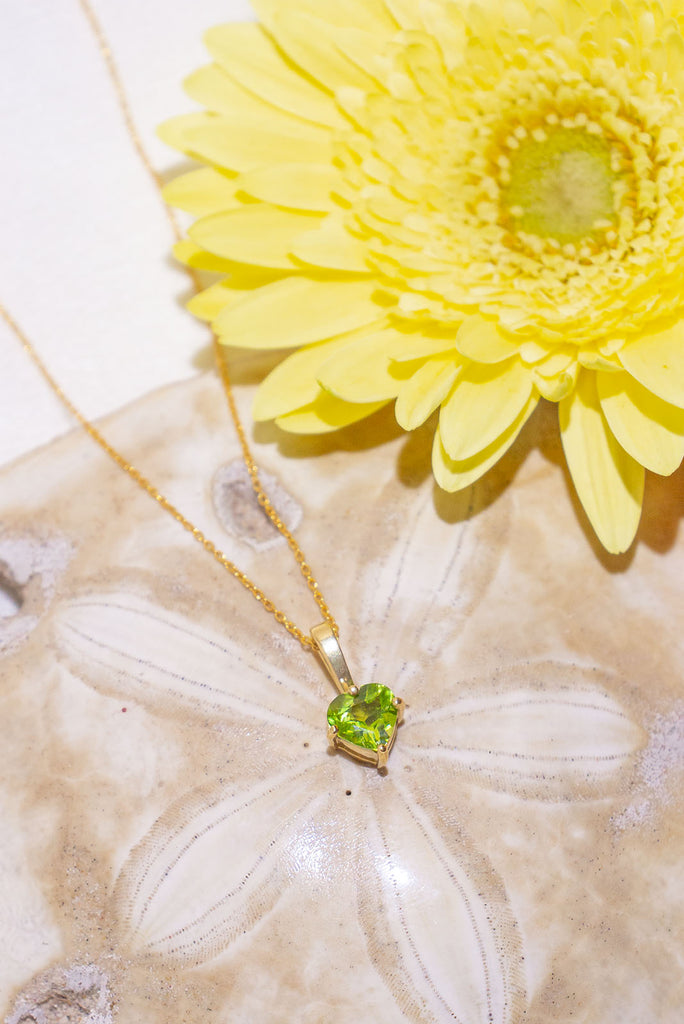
[1,302,405,770]
[2,4,404,768]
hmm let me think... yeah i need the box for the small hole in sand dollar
[345,790,352,796]
[212,460,302,550]
[6,963,112,1024]
[0,575,22,618]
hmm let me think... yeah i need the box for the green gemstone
[327,684,398,752]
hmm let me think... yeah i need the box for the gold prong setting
[326,685,405,771]
[376,743,389,770]
[312,622,405,772]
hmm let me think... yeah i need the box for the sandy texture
[0,373,682,1023]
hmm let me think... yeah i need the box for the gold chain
[0,2,342,647]
[0,304,337,652]
[0,0,343,652]
[2,2,340,650]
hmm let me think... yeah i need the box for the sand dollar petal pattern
[404,661,646,801]
[50,579,644,1022]
[360,780,524,1024]
[114,770,334,965]
[52,588,319,735]
[111,736,524,1021]
[1,373,671,1022]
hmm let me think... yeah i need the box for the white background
[0,0,253,467]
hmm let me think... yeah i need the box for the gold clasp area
[310,622,357,695]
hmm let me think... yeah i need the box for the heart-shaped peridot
[327,684,398,752]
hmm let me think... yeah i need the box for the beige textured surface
[1,373,682,1023]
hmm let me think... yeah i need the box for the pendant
[311,623,405,770]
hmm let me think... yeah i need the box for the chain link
[2,0,340,652]
[1,303,339,651]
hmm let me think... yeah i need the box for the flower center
[501,126,618,245]
[346,31,684,338]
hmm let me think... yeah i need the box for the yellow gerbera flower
[161,0,684,553]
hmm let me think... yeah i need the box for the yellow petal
[187,282,236,322]
[597,371,684,476]
[316,328,413,402]
[389,332,460,362]
[665,26,684,84]
[559,371,644,554]
[186,268,282,320]
[401,36,454,98]
[382,0,425,29]
[619,322,684,409]
[333,27,395,85]
[157,113,204,154]
[433,395,538,493]
[420,3,468,66]
[184,64,321,131]
[253,0,396,36]
[519,339,552,365]
[292,216,370,272]
[275,392,387,433]
[533,348,576,378]
[213,277,386,349]
[269,10,379,93]
[532,361,578,402]
[190,205,324,269]
[252,337,353,420]
[162,168,240,216]
[204,23,346,130]
[335,0,398,32]
[454,316,520,364]
[440,359,534,461]
[395,357,461,431]
[172,240,232,273]
[578,348,623,372]
[237,164,340,212]
[598,337,624,357]
[158,112,333,173]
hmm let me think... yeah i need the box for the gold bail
[310,623,356,694]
